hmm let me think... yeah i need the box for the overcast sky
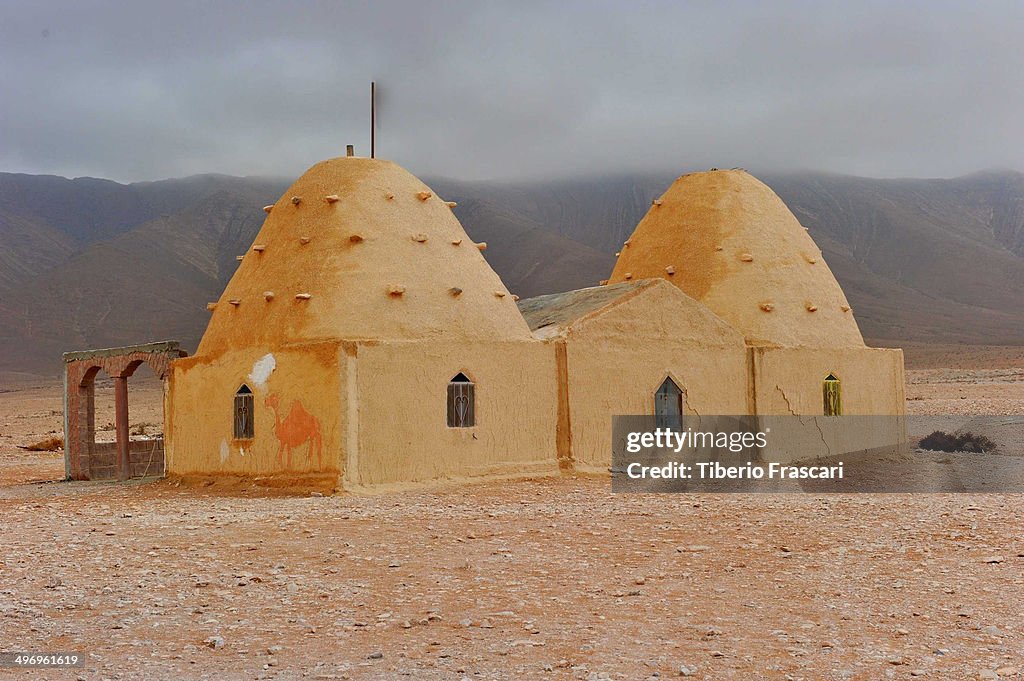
[1,0,1022,183]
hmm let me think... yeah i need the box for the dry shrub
[919,430,996,454]
[21,436,64,452]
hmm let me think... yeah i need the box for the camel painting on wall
[264,394,323,469]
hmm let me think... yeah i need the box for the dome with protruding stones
[608,169,864,348]
[196,157,530,356]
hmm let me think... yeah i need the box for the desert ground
[0,360,1022,680]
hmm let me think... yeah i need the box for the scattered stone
[204,636,225,650]
[367,651,383,660]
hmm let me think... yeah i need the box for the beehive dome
[197,157,531,356]
[608,169,864,348]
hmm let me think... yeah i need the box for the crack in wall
[812,416,833,459]
[775,385,797,415]
[775,385,832,459]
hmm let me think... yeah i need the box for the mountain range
[1,166,1023,374]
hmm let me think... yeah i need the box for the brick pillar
[65,368,98,481]
[76,381,95,478]
[115,376,130,481]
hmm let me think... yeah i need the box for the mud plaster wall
[559,283,749,470]
[166,341,344,479]
[751,346,906,416]
[349,340,558,488]
[750,346,907,462]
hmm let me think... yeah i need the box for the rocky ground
[0,368,1021,680]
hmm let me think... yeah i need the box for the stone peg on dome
[417,191,432,201]
[325,195,340,204]
[291,196,302,205]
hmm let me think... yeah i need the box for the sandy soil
[0,367,1022,680]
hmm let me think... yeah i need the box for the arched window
[447,373,475,428]
[823,374,842,416]
[655,377,684,429]
[234,385,254,439]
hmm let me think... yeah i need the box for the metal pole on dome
[371,81,376,159]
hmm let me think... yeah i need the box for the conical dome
[197,157,531,356]
[608,169,863,348]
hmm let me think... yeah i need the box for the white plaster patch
[219,440,229,464]
[248,353,277,389]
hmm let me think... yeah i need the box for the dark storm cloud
[1,0,1022,182]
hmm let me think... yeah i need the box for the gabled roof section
[517,281,650,333]
[518,278,745,346]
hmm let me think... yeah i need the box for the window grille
[447,373,475,428]
[234,384,254,439]
[823,374,842,416]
